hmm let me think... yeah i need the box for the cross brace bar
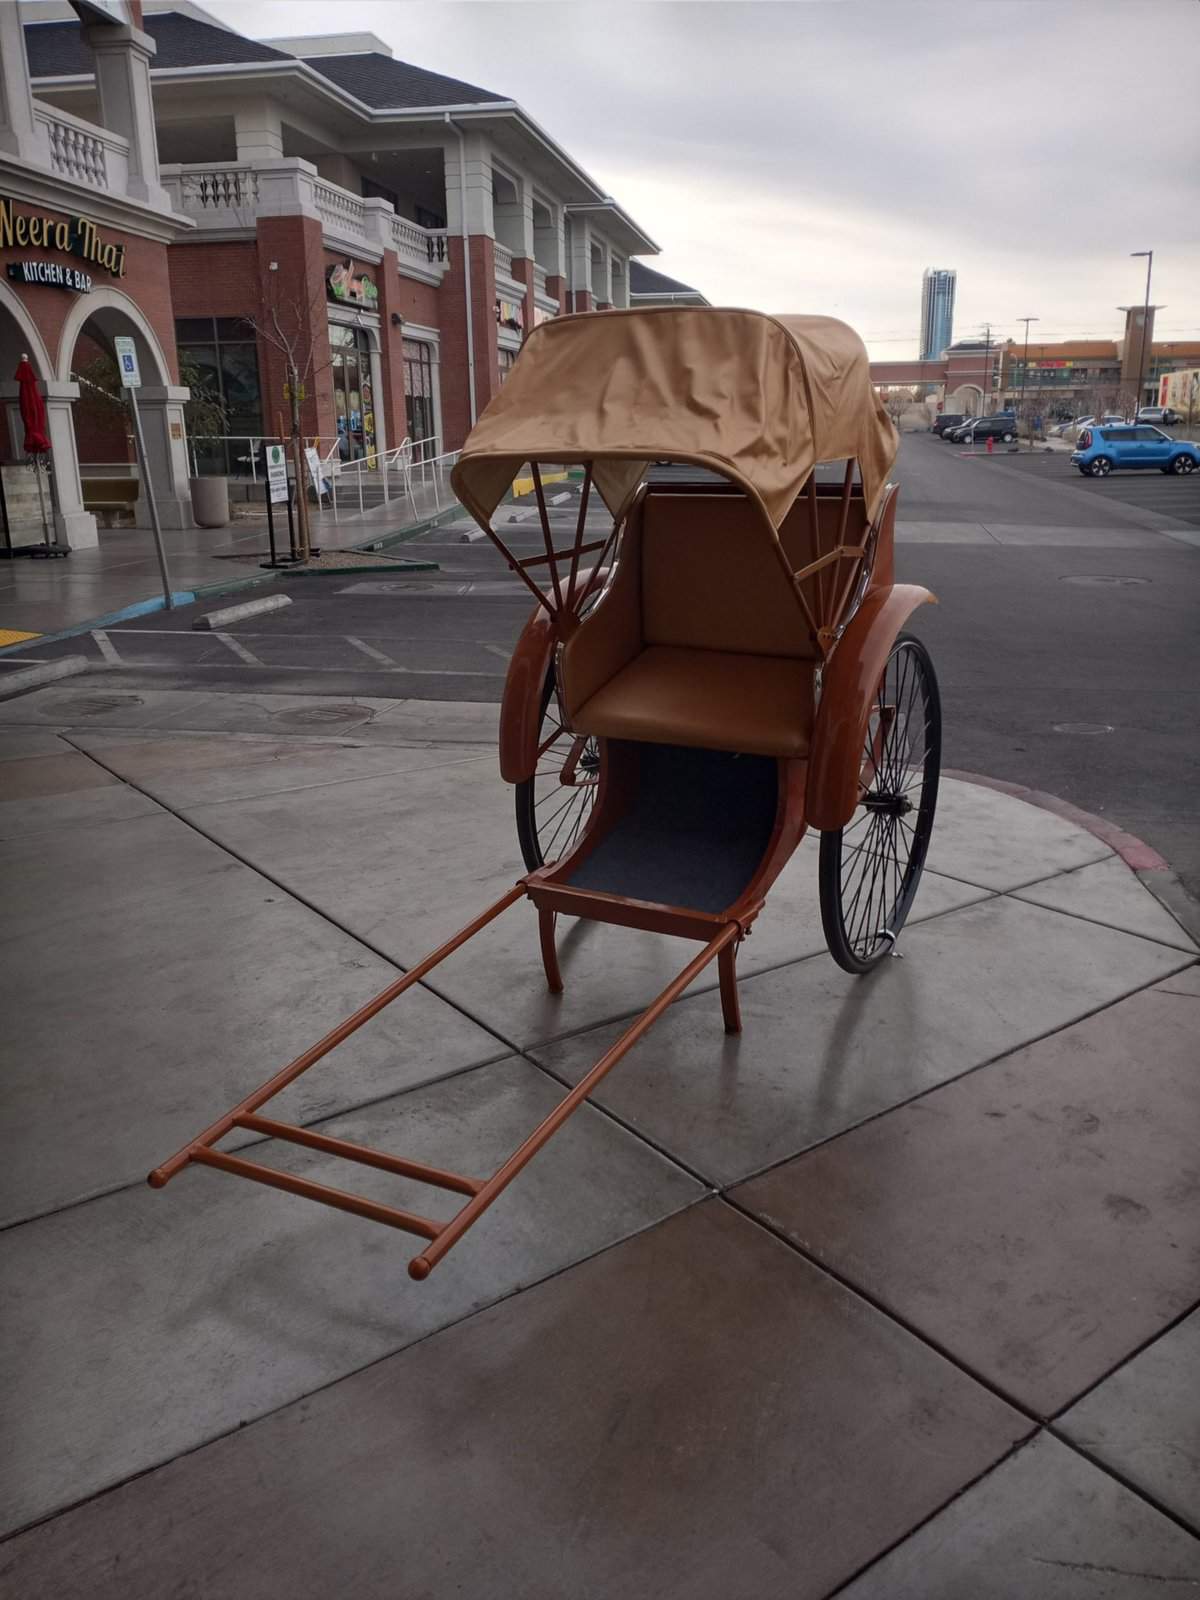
[149,884,738,1281]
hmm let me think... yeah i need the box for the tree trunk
[288,366,311,561]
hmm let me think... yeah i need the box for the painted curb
[0,654,88,698]
[193,593,292,630]
[946,767,1200,948]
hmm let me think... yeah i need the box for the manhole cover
[58,693,144,715]
[272,703,372,726]
[1053,722,1114,735]
[1060,575,1150,587]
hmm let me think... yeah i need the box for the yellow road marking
[0,628,40,645]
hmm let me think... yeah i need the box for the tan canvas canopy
[451,307,898,532]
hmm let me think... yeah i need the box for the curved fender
[806,583,937,831]
[499,606,556,784]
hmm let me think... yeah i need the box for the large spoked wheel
[819,634,942,975]
[515,666,601,871]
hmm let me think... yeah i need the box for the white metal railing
[35,103,129,191]
[532,262,548,294]
[324,434,442,521]
[493,241,515,279]
[188,434,286,481]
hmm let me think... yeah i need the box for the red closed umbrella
[14,356,50,455]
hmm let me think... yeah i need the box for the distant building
[628,261,709,307]
[919,268,956,360]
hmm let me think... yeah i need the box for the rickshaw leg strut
[148,889,739,1281]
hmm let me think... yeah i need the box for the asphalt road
[5,435,1199,894]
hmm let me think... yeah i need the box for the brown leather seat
[561,491,833,758]
[574,645,815,757]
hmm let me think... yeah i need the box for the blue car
[1071,424,1200,477]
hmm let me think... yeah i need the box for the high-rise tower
[920,269,956,360]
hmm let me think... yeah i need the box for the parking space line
[345,635,396,666]
[91,630,121,665]
[213,631,263,666]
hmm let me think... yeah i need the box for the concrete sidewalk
[0,684,1197,1596]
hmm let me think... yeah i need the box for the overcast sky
[206,0,1200,359]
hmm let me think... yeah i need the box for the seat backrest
[640,492,824,659]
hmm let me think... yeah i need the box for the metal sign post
[114,334,174,610]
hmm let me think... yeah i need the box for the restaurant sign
[0,195,127,286]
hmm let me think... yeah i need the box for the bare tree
[242,269,334,560]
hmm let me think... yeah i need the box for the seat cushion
[573,645,815,758]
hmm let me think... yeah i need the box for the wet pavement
[0,683,1196,1596]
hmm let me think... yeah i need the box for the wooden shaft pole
[148,884,525,1187]
[407,924,739,1279]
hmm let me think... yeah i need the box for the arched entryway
[947,384,984,415]
[0,281,96,550]
[58,286,194,531]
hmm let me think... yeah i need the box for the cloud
[207,0,1200,355]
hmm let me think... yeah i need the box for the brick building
[20,0,661,507]
[2,0,196,548]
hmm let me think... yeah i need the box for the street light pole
[979,322,992,419]
[1131,250,1153,419]
[1017,315,1039,449]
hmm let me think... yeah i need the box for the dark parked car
[948,413,1016,444]
[930,413,966,437]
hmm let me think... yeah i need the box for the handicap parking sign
[113,335,141,389]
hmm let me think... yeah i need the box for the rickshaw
[150,309,941,1280]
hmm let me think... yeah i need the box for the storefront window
[402,338,437,457]
[329,323,376,463]
[174,316,263,476]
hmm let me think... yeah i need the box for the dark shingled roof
[25,10,506,108]
[301,52,506,109]
[24,12,289,77]
[629,261,703,297]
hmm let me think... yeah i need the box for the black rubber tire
[819,634,942,975]
[1001,431,1014,443]
[515,668,556,871]
[515,667,601,872]
[1172,455,1196,474]
[1090,457,1113,477]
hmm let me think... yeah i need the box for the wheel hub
[862,791,914,816]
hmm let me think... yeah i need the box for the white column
[494,173,534,260]
[0,1,48,163]
[234,100,284,163]
[569,218,593,301]
[443,131,493,235]
[85,21,170,211]
[534,204,565,277]
[133,385,195,530]
[45,380,99,547]
[592,237,612,307]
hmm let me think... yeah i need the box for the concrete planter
[189,475,230,529]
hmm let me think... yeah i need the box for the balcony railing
[393,216,450,272]
[34,103,129,192]
[161,160,448,284]
[493,241,515,279]
[533,263,548,294]
[313,178,369,241]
